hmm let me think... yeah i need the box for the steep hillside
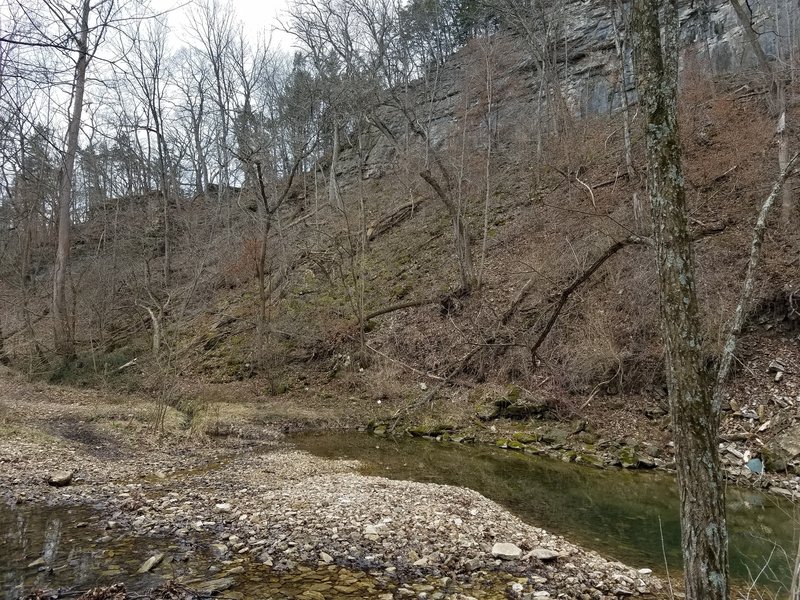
[2,1,800,477]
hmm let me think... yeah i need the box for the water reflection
[42,517,61,565]
[0,504,180,599]
[292,432,799,593]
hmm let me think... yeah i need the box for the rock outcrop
[339,0,788,182]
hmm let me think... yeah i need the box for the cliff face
[342,0,787,180]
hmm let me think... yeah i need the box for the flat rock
[136,552,164,574]
[528,547,561,561]
[47,470,74,487]
[194,577,235,594]
[491,542,523,560]
[364,523,390,536]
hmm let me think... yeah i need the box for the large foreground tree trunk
[632,2,729,599]
[53,0,91,361]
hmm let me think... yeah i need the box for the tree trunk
[611,0,642,230]
[53,0,91,361]
[611,0,636,182]
[778,111,793,224]
[419,170,477,292]
[329,114,341,210]
[633,2,729,600]
[0,313,8,365]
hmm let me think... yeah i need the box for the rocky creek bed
[0,372,796,600]
[1,430,668,600]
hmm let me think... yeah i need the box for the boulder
[617,446,639,469]
[644,405,667,419]
[491,542,523,560]
[537,426,568,447]
[574,453,604,468]
[476,401,505,421]
[767,359,790,374]
[503,399,548,420]
[47,470,74,487]
[477,392,547,421]
[763,425,800,471]
[512,432,540,444]
[528,548,561,561]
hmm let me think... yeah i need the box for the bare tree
[298,0,480,292]
[47,0,117,360]
[189,0,237,215]
[493,0,572,144]
[121,17,176,287]
[175,48,211,197]
[633,1,728,598]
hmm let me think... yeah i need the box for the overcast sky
[152,0,296,51]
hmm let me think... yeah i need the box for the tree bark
[633,2,729,599]
[53,0,91,361]
[0,312,8,365]
[329,113,341,210]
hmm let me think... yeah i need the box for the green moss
[618,446,639,468]
[576,431,599,444]
[575,453,605,468]
[407,423,454,437]
[505,385,522,402]
[512,432,540,444]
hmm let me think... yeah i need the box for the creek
[293,432,799,591]
[2,432,797,598]
[1,503,197,598]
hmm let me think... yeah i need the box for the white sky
[152,0,296,52]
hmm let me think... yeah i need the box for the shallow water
[3,432,798,598]
[292,432,800,593]
[0,503,199,599]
